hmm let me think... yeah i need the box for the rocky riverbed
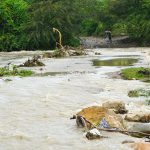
[0,48,150,150]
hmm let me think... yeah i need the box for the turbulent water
[0,48,150,150]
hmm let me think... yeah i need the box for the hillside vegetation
[0,0,150,51]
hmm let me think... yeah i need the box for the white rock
[86,128,103,140]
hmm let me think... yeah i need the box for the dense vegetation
[0,0,150,51]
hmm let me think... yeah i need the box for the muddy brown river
[0,48,150,150]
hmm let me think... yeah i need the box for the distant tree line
[0,0,150,51]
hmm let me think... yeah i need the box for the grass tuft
[0,66,34,77]
[121,67,150,80]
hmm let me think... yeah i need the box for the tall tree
[0,0,29,51]
[26,0,84,50]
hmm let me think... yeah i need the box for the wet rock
[76,106,125,129]
[126,122,150,137]
[130,142,150,150]
[76,115,87,128]
[125,113,150,123]
[138,69,150,76]
[86,128,103,140]
[102,101,128,114]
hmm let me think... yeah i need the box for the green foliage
[128,89,150,97]
[25,0,83,50]
[94,22,105,36]
[121,67,150,80]
[110,0,150,44]
[127,14,150,44]
[0,0,150,51]
[18,70,34,77]
[81,20,98,36]
[0,66,34,77]
[112,23,127,36]
[0,0,29,51]
[81,0,150,44]
[66,36,80,47]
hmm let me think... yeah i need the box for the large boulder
[102,101,128,114]
[76,106,125,130]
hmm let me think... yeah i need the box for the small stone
[86,128,103,140]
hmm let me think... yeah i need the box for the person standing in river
[105,30,112,47]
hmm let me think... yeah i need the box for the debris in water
[19,55,45,67]
[99,118,110,129]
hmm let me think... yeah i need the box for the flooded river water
[0,48,150,150]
